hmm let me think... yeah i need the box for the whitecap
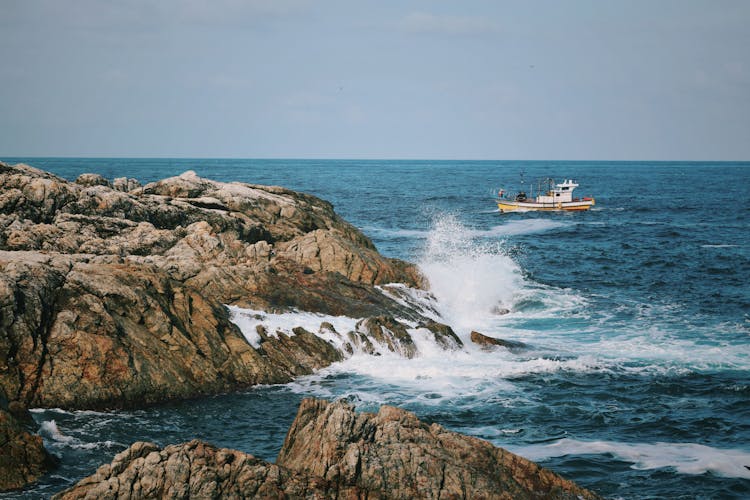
[226,306,359,350]
[39,420,76,445]
[510,439,750,479]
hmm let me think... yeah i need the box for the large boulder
[56,398,600,499]
[278,398,600,499]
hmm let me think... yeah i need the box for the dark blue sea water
[3,158,749,499]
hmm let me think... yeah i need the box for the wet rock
[277,398,600,499]
[0,389,54,491]
[418,319,463,350]
[255,327,344,376]
[470,330,527,350]
[355,316,417,358]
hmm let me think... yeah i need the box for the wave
[226,306,360,349]
[510,439,750,479]
[416,213,583,330]
[39,420,123,450]
[363,218,569,242]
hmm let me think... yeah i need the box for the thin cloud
[398,11,498,36]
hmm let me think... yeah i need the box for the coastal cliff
[0,162,438,411]
[54,398,600,499]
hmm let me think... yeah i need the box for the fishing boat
[497,178,595,212]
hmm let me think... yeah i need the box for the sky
[1,0,748,160]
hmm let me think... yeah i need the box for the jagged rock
[470,331,527,350]
[418,319,463,350]
[112,177,141,192]
[356,316,417,358]
[0,389,54,491]
[279,398,601,499]
[255,327,344,376]
[75,173,111,188]
[52,440,342,500]
[0,162,431,409]
[54,398,599,499]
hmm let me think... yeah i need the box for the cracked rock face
[56,398,600,499]
[0,163,441,410]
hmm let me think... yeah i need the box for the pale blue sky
[1,0,748,159]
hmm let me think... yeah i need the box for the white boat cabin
[535,179,579,203]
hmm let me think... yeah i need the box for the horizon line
[2,155,749,163]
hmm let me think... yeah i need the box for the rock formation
[51,440,338,500]
[56,398,600,499]
[0,162,453,410]
[470,331,527,350]
[0,388,54,491]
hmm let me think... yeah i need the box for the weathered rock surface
[0,162,437,409]
[470,331,527,350]
[52,440,340,500]
[278,398,599,499]
[0,389,54,491]
[57,398,599,499]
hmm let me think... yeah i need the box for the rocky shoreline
[0,162,597,497]
[54,398,599,499]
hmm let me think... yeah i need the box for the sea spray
[416,213,525,331]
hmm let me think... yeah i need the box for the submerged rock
[56,398,600,499]
[470,330,527,350]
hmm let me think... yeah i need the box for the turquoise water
[3,158,749,499]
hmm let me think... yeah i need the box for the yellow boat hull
[497,199,595,212]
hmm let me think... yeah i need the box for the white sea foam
[39,419,125,450]
[700,244,739,248]
[226,305,360,349]
[39,420,75,444]
[511,439,750,479]
[415,214,584,331]
[364,218,568,241]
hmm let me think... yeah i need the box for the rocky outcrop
[470,331,527,350]
[279,398,599,499]
[0,389,54,491]
[0,163,441,409]
[51,440,339,500]
[56,398,599,499]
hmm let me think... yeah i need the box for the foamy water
[511,439,750,479]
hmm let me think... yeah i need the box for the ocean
[3,158,749,499]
